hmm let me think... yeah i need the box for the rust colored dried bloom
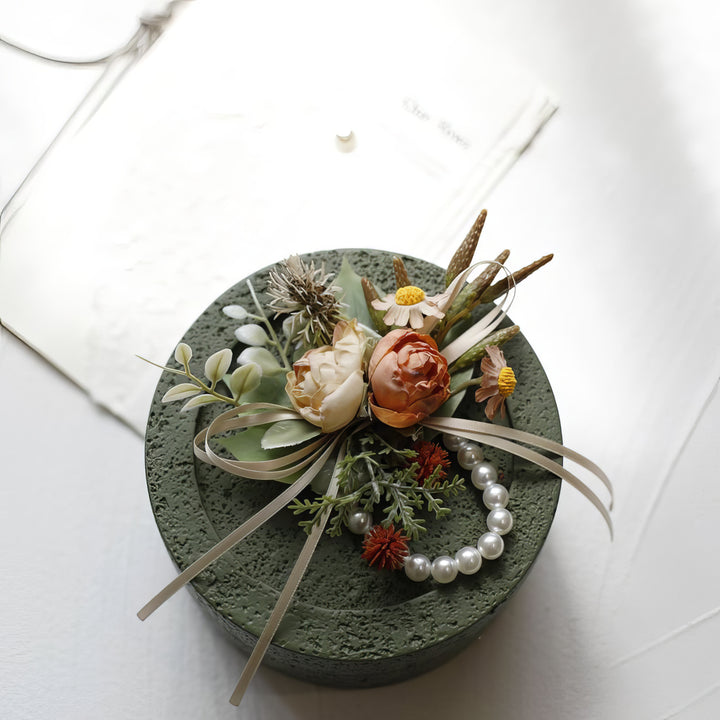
[411,440,450,485]
[361,524,410,571]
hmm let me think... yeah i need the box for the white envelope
[0,0,556,433]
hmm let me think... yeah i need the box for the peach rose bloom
[286,319,366,433]
[368,329,451,428]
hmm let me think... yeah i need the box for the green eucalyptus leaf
[228,362,262,398]
[261,419,322,449]
[204,349,233,383]
[238,347,283,375]
[241,372,292,407]
[174,342,192,367]
[161,383,202,403]
[180,394,221,412]
[215,426,303,485]
[335,256,373,327]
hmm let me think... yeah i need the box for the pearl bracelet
[404,433,512,584]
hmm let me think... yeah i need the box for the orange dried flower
[361,524,410,571]
[411,440,450,485]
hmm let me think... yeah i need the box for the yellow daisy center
[395,285,425,306]
[497,366,517,397]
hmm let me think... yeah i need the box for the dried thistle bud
[393,256,411,289]
[450,325,520,371]
[480,254,554,303]
[445,209,487,287]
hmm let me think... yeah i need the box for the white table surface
[2,1,719,719]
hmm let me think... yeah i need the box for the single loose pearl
[478,532,504,560]
[405,554,432,582]
[431,556,459,584]
[457,442,483,470]
[347,510,373,535]
[483,483,509,509]
[443,433,465,452]
[471,461,498,490]
[455,546,483,575]
[486,508,513,535]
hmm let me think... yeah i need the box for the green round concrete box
[145,249,562,687]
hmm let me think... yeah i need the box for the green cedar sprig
[289,431,465,539]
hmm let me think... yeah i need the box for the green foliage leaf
[204,349,233,383]
[261,419,322,449]
[234,324,268,346]
[435,366,474,418]
[335,256,374,328]
[180,394,221,412]
[174,342,192,367]
[227,363,262,399]
[238,347,283,375]
[161,382,202,403]
[241,371,292,407]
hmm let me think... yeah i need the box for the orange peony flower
[368,329,451,428]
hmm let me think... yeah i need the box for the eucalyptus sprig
[289,431,465,540]
[139,342,261,412]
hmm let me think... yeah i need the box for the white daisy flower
[372,285,448,330]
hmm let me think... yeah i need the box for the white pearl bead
[442,433,465,452]
[487,508,513,535]
[483,483,509,509]
[477,532,504,559]
[431,556,459,584]
[457,442,483,470]
[404,554,432,582]
[347,510,373,535]
[470,461,498,490]
[455,546,483,575]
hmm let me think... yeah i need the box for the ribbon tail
[137,434,341,621]
[228,440,348,706]
[421,416,613,538]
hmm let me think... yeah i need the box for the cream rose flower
[285,319,366,432]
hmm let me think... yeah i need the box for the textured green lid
[145,249,561,687]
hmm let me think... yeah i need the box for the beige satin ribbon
[421,415,614,537]
[194,403,330,480]
[229,439,349,705]
[138,403,344,621]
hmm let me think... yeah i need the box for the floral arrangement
[138,210,612,706]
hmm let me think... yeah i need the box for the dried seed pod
[480,254,554,303]
[434,249,511,346]
[445,209,487,287]
[361,277,390,333]
[393,256,411,289]
[450,325,520,371]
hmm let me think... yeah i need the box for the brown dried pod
[445,209,487,287]
[434,249,510,346]
[361,277,390,333]
[393,256,411,289]
[480,254,554,303]
[450,325,520,371]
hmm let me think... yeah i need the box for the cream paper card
[0,0,556,432]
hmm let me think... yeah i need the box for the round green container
[145,249,561,687]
